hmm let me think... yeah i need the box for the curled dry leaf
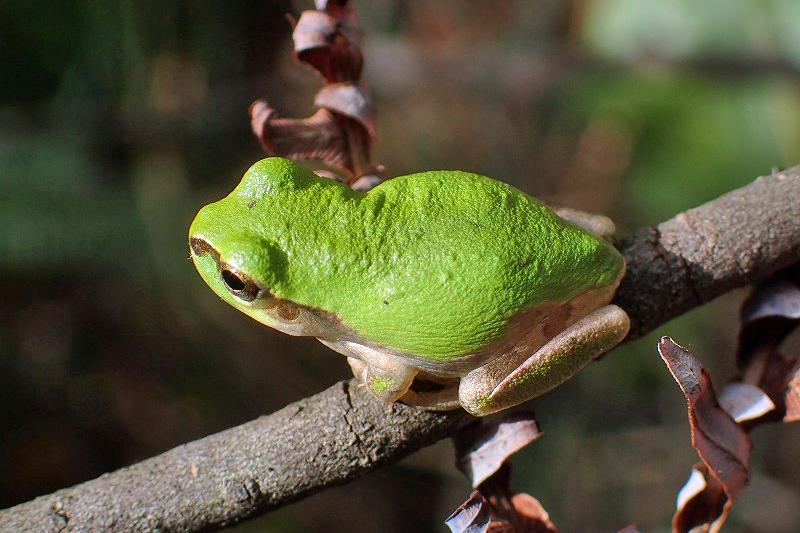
[717,382,775,423]
[313,0,361,58]
[737,272,800,369]
[312,84,375,181]
[313,169,346,182]
[663,270,800,531]
[657,337,751,502]
[250,102,347,168]
[740,346,797,423]
[315,83,375,136]
[350,173,384,191]
[735,267,800,421]
[314,0,347,12]
[454,411,541,488]
[251,0,380,183]
[785,361,800,422]
[292,10,362,83]
[446,490,492,533]
[449,413,554,533]
[293,11,337,52]
[447,465,557,533]
[673,464,730,533]
[740,275,800,323]
[507,493,557,533]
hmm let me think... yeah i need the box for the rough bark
[615,168,800,337]
[2,167,799,532]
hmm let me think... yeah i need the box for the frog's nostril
[190,237,213,256]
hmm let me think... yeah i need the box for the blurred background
[2,0,800,531]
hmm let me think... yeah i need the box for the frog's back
[229,159,622,360]
[325,169,624,360]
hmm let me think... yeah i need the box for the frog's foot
[319,339,418,403]
[346,356,417,404]
[551,206,616,240]
[346,353,460,410]
[347,357,461,411]
[459,305,630,417]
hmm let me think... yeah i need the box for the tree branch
[2,167,799,532]
[615,168,800,338]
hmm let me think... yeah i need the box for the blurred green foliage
[2,1,800,532]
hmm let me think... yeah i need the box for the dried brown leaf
[315,0,359,42]
[252,2,379,181]
[673,464,731,533]
[249,102,349,170]
[785,361,800,422]
[314,0,345,12]
[454,411,541,487]
[734,268,800,422]
[718,382,775,423]
[292,10,362,82]
[446,490,492,533]
[447,465,557,533]
[312,169,346,182]
[293,11,337,53]
[658,337,751,501]
[737,270,800,370]
[315,83,375,136]
[739,346,798,422]
[350,173,383,191]
[480,465,556,533]
[508,494,557,533]
[741,277,800,322]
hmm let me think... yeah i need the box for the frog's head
[188,158,335,337]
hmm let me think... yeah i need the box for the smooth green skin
[189,158,624,362]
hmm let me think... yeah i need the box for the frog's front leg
[459,305,630,416]
[319,339,418,403]
[347,354,461,409]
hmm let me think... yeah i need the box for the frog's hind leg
[459,305,629,417]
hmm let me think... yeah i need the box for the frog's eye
[220,266,261,302]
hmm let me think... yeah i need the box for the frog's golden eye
[220,266,261,302]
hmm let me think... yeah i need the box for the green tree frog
[189,158,629,416]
